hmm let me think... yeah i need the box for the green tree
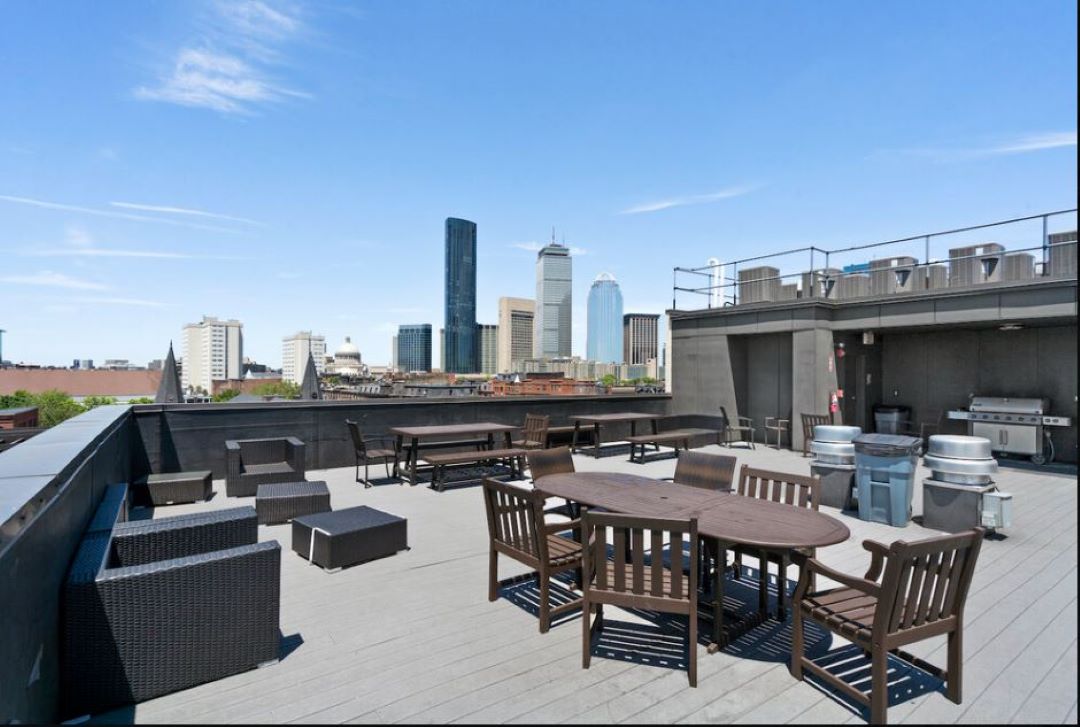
[600,373,618,387]
[126,397,155,404]
[83,395,118,409]
[251,381,301,398]
[32,389,86,427]
[212,388,241,403]
[0,390,35,409]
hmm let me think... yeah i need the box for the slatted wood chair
[481,477,584,633]
[800,413,833,457]
[665,451,737,607]
[527,446,578,519]
[345,419,396,487]
[791,528,984,724]
[513,413,551,450]
[581,511,699,687]
[732,465,821,619]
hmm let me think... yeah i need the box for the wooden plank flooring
[93,444,1078,724]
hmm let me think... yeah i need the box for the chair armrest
[805,557,881,596]
[765,417,789,427]
[737,416,754,426]
[862,539,890,581]
[543,518,582,536]
[112,506,259,566]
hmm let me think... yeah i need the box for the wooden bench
[423,448,526,491]
[626,428,723,463]
[546,425,594,448]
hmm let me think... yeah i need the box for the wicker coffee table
[255,481,330,525]
[292,506,408,571]
[142,470,213,506]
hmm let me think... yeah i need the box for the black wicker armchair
[225,436,306,497]
[61,491,281,719]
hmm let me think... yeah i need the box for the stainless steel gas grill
[947,396,1072,465]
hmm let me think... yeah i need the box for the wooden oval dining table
[535,471,851,649]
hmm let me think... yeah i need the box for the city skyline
[0,2,1075,367]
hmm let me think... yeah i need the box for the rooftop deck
[95,445,1077,724]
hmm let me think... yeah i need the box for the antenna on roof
[551,226,556,245]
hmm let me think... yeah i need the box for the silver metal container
[924,435,997,485]
[811,425,860,465]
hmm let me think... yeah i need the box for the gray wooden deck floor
[95,444,1077,724]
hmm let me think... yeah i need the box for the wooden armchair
[791,528,984,724]
[482,477,583,633]
[513,413,551,450]
[800,413,833,457]
[732,465,821,619]
[580,511,699,687]
[345,419,396,487]
[527,446,577,519]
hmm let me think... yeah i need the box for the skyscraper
[623,313,659,365]
[497,297,535,372]
[444,217,478,373]
[476,323,498,375]
[182,316,242,393]
[397,324,432,372]
[586,273,624,363]
[535,242,572,358]
[282,331,326,384]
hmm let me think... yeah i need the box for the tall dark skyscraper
[444,217,478,373]
[397,324,432,372]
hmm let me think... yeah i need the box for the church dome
[335,337,361,360]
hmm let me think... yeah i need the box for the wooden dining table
[535,471,850,648]
[389,422,517,486]
[571,412,660,458]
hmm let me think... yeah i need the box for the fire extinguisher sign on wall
[830,391,839,413]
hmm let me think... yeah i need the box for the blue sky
[1,1,1076,368]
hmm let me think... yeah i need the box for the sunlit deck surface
[96,445,1077,724]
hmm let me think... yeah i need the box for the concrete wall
[132,395,673,478]
[730,333,793,444]
[0,405,134,723]
[880,324,1078,462]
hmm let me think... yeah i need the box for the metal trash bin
[853,433,922,526]
[873,404,912,434]
[922,435,1010,533]
[809,425,861,510]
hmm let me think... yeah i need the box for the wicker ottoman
[256,481,330,525]
[292,506,408,571]
[141,470,213,506]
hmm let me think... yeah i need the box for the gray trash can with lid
[810,425,861,510]
[873,404,912,434]
[853,433,922,526]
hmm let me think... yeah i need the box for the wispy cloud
[23,248,244,260]
[0,194,245,234]
[510,241,588,256]
[110,201,265,227]
[74,296,166,308]
[135,1,310,114]
[876,131,1077,162]
[0,271,109,291]
[619,184,762,215]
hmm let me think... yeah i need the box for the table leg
[593,423,601,458]
[650,418,659,451]
[409,437,419,486]
[710,543,726,651]
[392,434,404,480]
[487,432,495,451]
[571,421,581,453]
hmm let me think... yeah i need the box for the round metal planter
[813,425,862,443]
[810,439,856,465]
[923,452,998,486]
[926,435,993,461]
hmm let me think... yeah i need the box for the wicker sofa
[225,436,306,497]
[61,484,281,719]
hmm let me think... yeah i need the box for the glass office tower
[586,272,624,363]
[396,324,432,372]
[444,217,478,373]
[535,243,573,358]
